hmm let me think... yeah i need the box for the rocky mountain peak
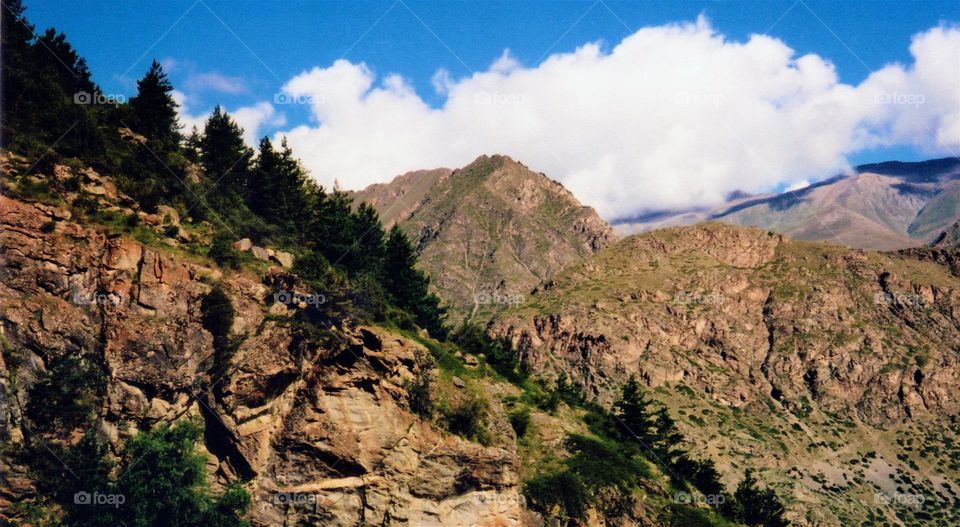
[353,155,614,323]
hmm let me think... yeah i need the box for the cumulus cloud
[271,17,959,219]
[175,91,286,146]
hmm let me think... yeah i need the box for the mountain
[1,160,757,527]
[352,155,614,324]
[490,222,960,525]
[615,158,960,251]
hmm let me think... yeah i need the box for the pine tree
[199,106,253,201]
[382,225,446,337]
[613,377,657,445]
[735,469,790,527]
[248,136,312,230]
[309,184,356,264]
[249,136,280,218]
[130,60,180,147]
[350,203,387,275]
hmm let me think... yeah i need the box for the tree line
[1,0,445,337]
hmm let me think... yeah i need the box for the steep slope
[353,155,614,324]
[615,158,960,250]
[0,191,526,526]
[490,222,960,526]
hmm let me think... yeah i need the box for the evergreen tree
[248,136,280,218]
[382,225,446,337]
[1,2,105,159]
[734,469,790,527]
[130,60,180,147]
[309,184,356,264]
[612,377,658,445]
[199,106,253,201]
[350,203,387,275]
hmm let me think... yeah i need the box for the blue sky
[20,0,960,217]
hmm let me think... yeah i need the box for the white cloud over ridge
[276,18,958,219]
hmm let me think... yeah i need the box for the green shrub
[207,230,242,269]
[509,407,531,438]
[405,349,434,419]
[442,395,490,445]
[524,470,590,521]
[25,356,105,434]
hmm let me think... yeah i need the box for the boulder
[155,205,180,227]
[270,251,294,268]
[251,246,271,261]
[233,238,252,252]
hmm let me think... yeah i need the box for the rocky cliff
[0,192,525,526]
[352,155,614,324]
[490,222,960,525]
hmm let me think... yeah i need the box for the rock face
[490,222,960,524]
[0,194,523,526]
[492,222,960,424]
[353,155,614,323]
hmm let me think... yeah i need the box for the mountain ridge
[615,157,960,250]
[352,154,614,324]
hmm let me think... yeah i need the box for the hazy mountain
[352,155,614,324]
[490,222,960,525]
[616,158,960,251]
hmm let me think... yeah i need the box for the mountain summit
[353,155,614,323]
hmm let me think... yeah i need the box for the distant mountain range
[614,157,960,251]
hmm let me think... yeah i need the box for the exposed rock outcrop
[0,194,522,526]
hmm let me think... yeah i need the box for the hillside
[615,158,960,250]
[1,157,763,527]
[490,222,960,526]
[352,155,614,324]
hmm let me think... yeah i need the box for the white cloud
[184,71,248,94]
[274,18,959,220]
[175,91,286,146]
